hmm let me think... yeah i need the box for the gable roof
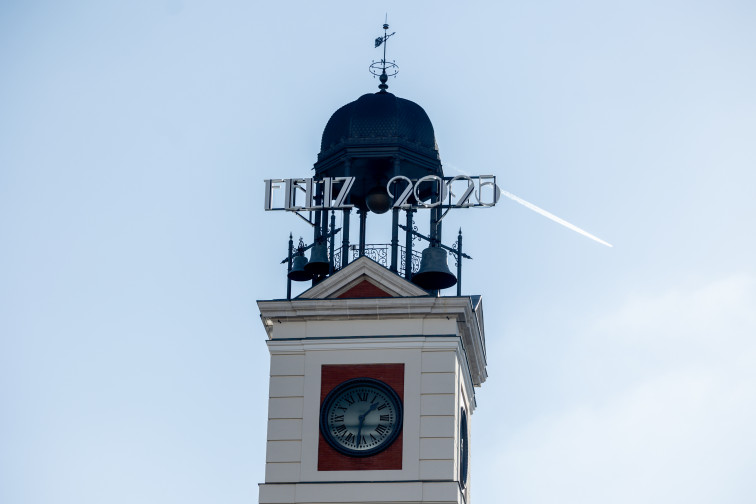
[297,256,429,299]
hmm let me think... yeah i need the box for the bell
[412,246,457,290]
[304,242,330,276]
[288,254,314,281]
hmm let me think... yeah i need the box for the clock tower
[257,23,494,504]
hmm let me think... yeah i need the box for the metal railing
[331,244,422,275]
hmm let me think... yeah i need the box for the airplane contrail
[446,163,613,248]
[500,189,613,248]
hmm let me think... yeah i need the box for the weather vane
[370,17,398,91]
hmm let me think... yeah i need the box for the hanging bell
[304,242,330,276]
[412,246,457,290]
[288,254,314,281]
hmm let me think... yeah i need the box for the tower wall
[258,289,484,504]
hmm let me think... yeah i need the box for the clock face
[459,408,469,487]
[320,377,403,457]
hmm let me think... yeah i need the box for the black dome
[314,90,443,210]
[319,92,438,159]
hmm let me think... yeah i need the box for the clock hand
[356,420,363,448]
[357,403,379,425]
[364,402,379,416]
[355,403,379,448]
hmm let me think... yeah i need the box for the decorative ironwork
[349,244,422,274]
[370,19,398,91]
[332,246,343,270]
[413,224,422,244]
[351,244,388,266]
[400,245,422,274]
[451,240,461,267]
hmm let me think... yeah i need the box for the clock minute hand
[356,421,363,448]
[356,403,379,448]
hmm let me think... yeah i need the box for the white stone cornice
[258,296,487,387]
[259,296,469,320]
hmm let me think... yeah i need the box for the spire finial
[370,17,398,92]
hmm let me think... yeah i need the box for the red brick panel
[318,363,404,471]
[336,280,393,299]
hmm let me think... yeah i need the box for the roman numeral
[334,415,344,422]
[337,406,347,411]
[345,395,355,405]
[375,424,388,435]
[344,433,355,444]
[360,435,366,446]
[335,424,346,433]
[370,394,377,403]
[357,392,368,402]
[377,403,387,410]
[380,414,390,422]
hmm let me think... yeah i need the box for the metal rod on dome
[382,20,389,74]
[329,211,336,274]
[358,209,367,257]
[315,177,328,242]
[390,156,400,272]
[456,229,463,297]
[371,20,397,92]
[390,208,399,272]
[321,207,328,243]
[404,209,414,280]
[313,182,323,243]
[341,209,350,268]
[286,233,293,300]
[430,187,442,245]
[341,158,352,268]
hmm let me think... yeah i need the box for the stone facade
[257,257,486,504]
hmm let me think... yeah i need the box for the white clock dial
[320,378,402,457]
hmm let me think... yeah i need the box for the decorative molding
[259,296,487,387]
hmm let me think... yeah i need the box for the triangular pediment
[297,256,429,299]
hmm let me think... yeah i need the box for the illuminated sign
[264,175,499,211]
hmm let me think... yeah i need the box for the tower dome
[314,90,443,211]
[319,91,438,159]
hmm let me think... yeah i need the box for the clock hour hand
[363,401,379,419]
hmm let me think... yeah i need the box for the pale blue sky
[1,1,755,503]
